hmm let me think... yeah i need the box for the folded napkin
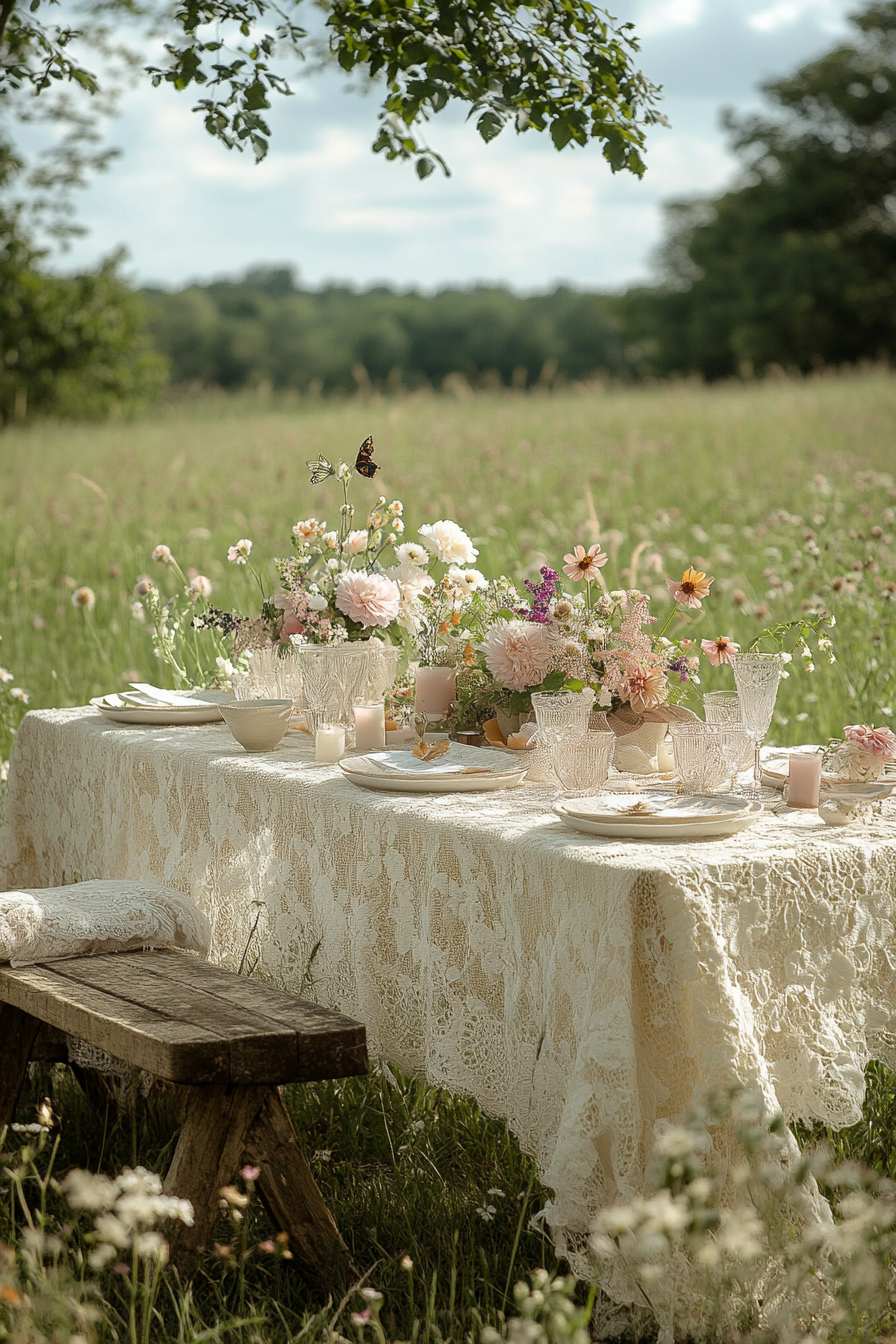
[340,746,522,780]
[126,683,220,708]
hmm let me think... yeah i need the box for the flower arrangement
[823,722,896,781]
[136,444,484,686]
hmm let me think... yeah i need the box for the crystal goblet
[670,721,753,794]
[730,652,783,798]
[703,691,741,723]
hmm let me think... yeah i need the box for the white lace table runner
[2,708,896,1274]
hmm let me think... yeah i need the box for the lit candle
[315,723,345,763]
[414,666,456,716]
[354,700,386,752]
[787,753,822,808]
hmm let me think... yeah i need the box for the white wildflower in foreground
[62,1164,193,1271]
[418,519,478,565]
[227,538,252,564]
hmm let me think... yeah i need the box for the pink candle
[414,666,456,716]
[788,754,822,808]
[353,700,386,752]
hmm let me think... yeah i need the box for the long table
[3,708,896,1268]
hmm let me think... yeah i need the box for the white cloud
[746,0,848,34]
[636,0,703,36]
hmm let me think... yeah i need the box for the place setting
[90,683,235,725]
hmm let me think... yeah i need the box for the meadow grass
[2,371,896,1340]
[1,369,895,755]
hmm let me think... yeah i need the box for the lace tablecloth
[3,708,896,1265]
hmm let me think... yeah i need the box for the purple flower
[517,567,561,624]
[668,656,689,683]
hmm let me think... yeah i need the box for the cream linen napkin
[339,746,522,781]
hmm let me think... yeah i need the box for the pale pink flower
[187,575,213,599]
[625,667,668,713]
[844,724,896,759]
[350,1311,371,1326]
[227,539,252,565]
[335,571,401,628]
[562,543,608,581]
[701,636,740,667]
[292,518,325,540]
[479,619,554,692]
[344,530,370,556]
[419,520,478,565]
[240,1165,260,1182]
[134,575,154,597]
[258,1240,276,1253]
[151,545,172,564]
[665,567,714,608]
[71,587,96,611]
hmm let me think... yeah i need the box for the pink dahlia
[479,619,554,692]
[335,571,401,628]
[843,724,896,759]
[701,635,740,667]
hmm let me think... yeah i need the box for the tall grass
[1,371,894,757]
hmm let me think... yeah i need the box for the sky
[55,0,856,293]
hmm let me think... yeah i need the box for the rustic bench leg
[244,1087,351,1289]
[163,1084,268,1276]
[0,1004,42,1133]
[162,1083,350,1288]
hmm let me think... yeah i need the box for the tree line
[2,1,895,420]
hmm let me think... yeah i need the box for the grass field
[2,372,896,1342]
[1,370,895,756]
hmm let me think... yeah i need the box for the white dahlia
[418,520,478,565]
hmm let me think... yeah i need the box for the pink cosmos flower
[844,724,896,759]
[479,619,554,692]
[665,567,714,609]
[240,1164,260,1182]
[701,636,740,667]
[335,571,401,628]
[562,543,608,581]
[151,545,172,564]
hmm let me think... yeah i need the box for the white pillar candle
[315,723,345,763]
[354,700,386,752]
[656,734,675,773]
[414,666,456,716]
[788,753,822,808]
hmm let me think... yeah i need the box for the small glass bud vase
[414,665,456,716]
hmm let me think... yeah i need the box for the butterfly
[412,739,450,761]
[306,455,334,485]
[355,435,380,479]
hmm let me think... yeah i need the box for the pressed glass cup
[670,721,753,794]
[551,730,615,798]
[703,691,742,724]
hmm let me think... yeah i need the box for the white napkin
[125,683,219,708]
[340,747,522,780]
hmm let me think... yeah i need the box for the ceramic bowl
[220,699,293,752]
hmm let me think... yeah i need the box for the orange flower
[625,667,668,713]
[665,567,714,609]
[701,636,740,667]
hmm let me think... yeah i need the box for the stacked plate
[90,686,234,725]
[339,747,527,793]
[553,792,763,840]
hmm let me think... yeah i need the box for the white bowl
[220,699,293,752]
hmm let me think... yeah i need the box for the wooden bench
[0,948,368,1284]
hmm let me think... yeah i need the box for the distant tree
[620,1,896,378]
[141,269,622,392]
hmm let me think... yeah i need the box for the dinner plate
[560,792,753,826]
[90,689,234,725]
[339,752,527,793]
[553,799,763,841]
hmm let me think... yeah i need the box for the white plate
[560,792,752,826]
[90,690,233,725]
[553,799,763,841]
[340,763,527,793]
